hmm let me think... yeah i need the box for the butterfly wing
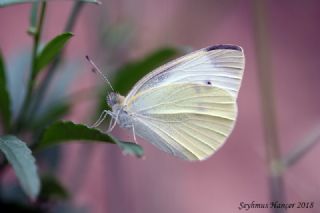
[126,83,237,161]
[124,44,244,105]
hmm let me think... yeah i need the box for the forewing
[124,44,245,104]
[127,83,237,161]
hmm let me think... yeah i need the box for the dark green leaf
[0,135,40,200]
[37,121,144,158]
[34,32,73,75]
[40,175,69,200]
[38,121,114,148]
[113,47,180,94]
[0,51,11,130]
[0,0,101,7]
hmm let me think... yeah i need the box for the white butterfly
[88,44,245,161]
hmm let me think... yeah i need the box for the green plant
[0,1,180,212]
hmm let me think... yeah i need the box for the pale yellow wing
[124,45,244,104]
[126,83,237,161]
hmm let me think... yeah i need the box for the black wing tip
[206,44,243,52]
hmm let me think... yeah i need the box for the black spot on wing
[206,44,242,52]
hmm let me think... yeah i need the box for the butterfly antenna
[85,55,114,92]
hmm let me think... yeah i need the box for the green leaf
[113,47,180,94]
[0,0,101,7]
[40,175,69,200]
[0,51,11,131]
[0,135,40,200]
[38,121,114,148]
[115,136,144,157]
[37,121,144,158]
[34,32,73,75]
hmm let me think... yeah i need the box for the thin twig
[253,0,285,211]
[65,1,85,32]
[282,125,320,168]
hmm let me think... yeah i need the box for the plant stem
[65,1,84,32]
[31,1,46,84]
[28,1,84,117]
[15,1,47,132]
[283,125,320,168]
[252,0,285,211]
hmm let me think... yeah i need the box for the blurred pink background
[1,0,320,212]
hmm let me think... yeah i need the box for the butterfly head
[107,92,133,129]
[107,92,125,108]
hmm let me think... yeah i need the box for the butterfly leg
[107,111,119,133]
[91,110,110,128]
[107,117,115,132]
[132,123,138,144]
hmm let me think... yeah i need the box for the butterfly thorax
[107,92,133,129]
